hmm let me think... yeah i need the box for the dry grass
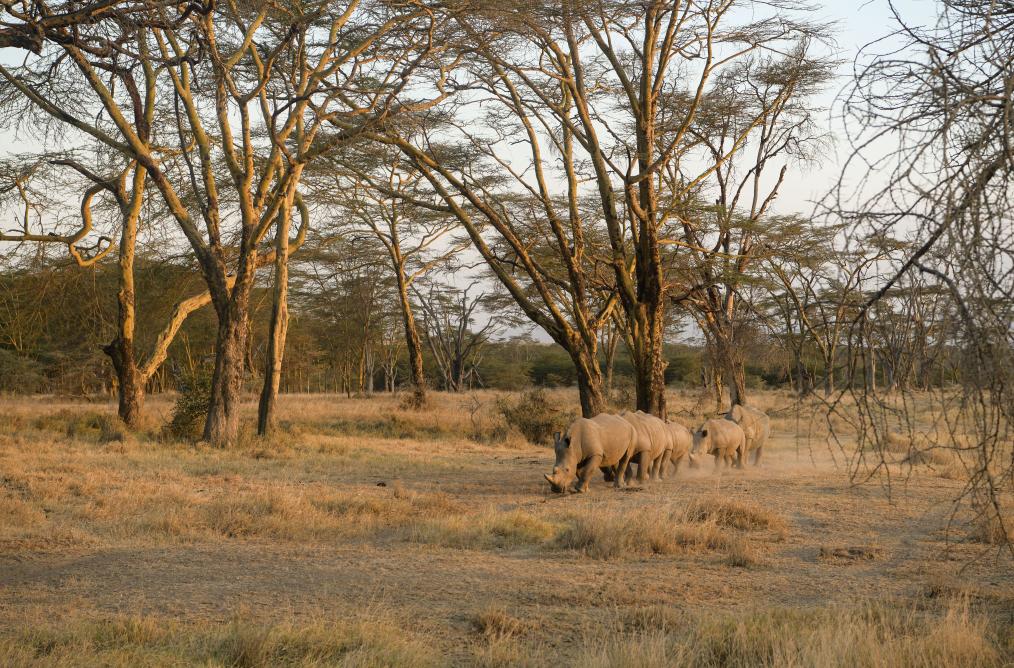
[580,599,1001,668]
[0,390,1011,666]
[0,611,439,667]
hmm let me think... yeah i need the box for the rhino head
[544,431,577,493]
[691,426,709,454]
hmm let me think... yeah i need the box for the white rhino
[664,419,693,475]
[692,418,746,470]
[620,410,672,482]
[545,413,636,493]
[726,404,770,466]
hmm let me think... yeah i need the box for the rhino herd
[544,405,771,494]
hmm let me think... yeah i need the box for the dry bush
[472,606,532,640]
[685,496,787,534]
[819,545,881,564]
[724,536,761,568]
[578,599,1002,668]
[554,512,732,560]
[496,388,576,445]
[165,368,212,440]
[968,514,1011,546]
[471,635,548,668]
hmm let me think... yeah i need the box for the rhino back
[638,413,671,457]
[729,405,770,450]
[620,412,654,456]
[589,413,635,466]
[669,422,692,456]
[705,418,744,453]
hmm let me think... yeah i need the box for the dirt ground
[0,391,1011,666]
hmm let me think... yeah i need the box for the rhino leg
[574,454,602,493]
[600,466,615,482]
[614,450,633,489]
[736,446,745,469]
[753,447,763,466]
[636,453,650,483]
[655,453,668,480]
[671,454,684,475]
[713,453,721,470]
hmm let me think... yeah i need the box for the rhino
[545,413,636,493]
[726,404,770,466]
[664,419,693,475]
[619,411,671,482]
[692,418,745,470]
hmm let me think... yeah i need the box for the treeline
[0,252,962,402]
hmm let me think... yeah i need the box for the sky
[772,0,932,215]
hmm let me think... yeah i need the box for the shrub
[496,388,575,445]
[165,366,212,440]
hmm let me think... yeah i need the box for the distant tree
[328,154,466,408]
[413,280,515,392]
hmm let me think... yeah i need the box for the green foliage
[496,388,576,445]
[165,366,212,440]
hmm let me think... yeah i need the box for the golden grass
[582,599,1002,668]
[0,611,439,667]
[2,600,999,667]
[1,390,1010,667]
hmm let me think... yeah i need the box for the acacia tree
[0,155,230,425]
[1,0,438,443]
[368,0,829,417]
[663,43,834,407]
[414,279,511,392]
[762,229,900,397]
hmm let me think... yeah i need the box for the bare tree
[833,0,1014,551]
[414,280,510,392]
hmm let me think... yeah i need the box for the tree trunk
[257,209,291,436]
[713,369,725,413]
[604,326,618,391]
[631,338,667,417]
[204,297,250,447]
[567,338,606,417]
[104,164,145,428]
[727,357,747,407]
[823,362,835,397]
[104,337,143,427]
[397,272,427,408]
[714,327,746,407]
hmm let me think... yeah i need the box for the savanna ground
[0,389,1011,667]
